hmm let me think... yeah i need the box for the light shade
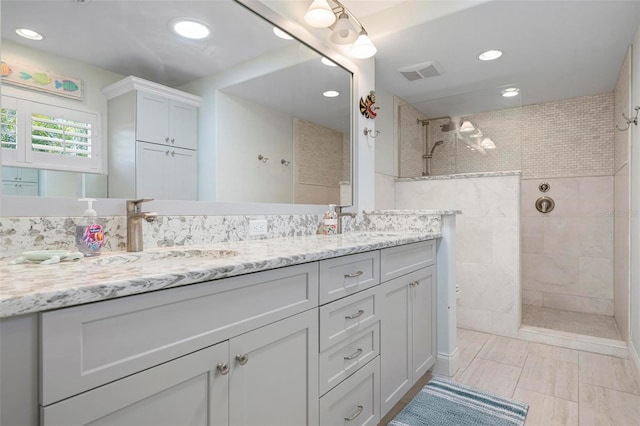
[351,31,377,59]
[330,13,358,45]
[273,27,293,40]
[501,87,519,97]
[305,0,336,28]
[459,120,476,134]
[480,137,496,149]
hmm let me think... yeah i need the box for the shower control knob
[539,182,550,192]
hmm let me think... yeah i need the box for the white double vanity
[0,223,458,426]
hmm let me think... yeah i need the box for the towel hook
[363,127,380,138]
[616,106,639,131]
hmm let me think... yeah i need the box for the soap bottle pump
[76,198,104,257]
[324,204,338,235]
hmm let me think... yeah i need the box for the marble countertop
[0,231,440,318]
[364,209,461,215]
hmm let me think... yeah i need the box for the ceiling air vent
[397,61,443,81]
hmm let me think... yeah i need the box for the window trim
[1,95,103,174]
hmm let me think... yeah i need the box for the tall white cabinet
[103,76,201,200]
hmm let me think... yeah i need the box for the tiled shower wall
[398,99,427,178]
[427,92,614,178]
[521,177,614,316]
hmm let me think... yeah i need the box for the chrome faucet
[126,199,158,252]
[335,205,357,234]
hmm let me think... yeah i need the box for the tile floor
[522,305,622,341]
[381,328,640,425]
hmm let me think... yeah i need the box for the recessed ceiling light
[171,19,210,40]
[15,28,43,41]
[273,27,293,40]
[478,49,502,61]
[323,90,340,98]
[321,57,337,67]
[501,87,520,97]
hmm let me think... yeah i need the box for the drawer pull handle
[344,270,364,278]
[236,354,249,365]
[344,348,363,360]
[345,309,365,320]
[216,362,230,375]
[344,405,364,421]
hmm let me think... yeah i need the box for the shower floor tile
[521,305,622,341]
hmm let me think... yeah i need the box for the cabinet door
[2,181,19,196]
[229,309,319,426]
[411,265,436,382]
[136,91,169,144]
[42,341,229,426]
[136,141,168,199]
[378,274,412,416]
[167,146,197,200]
[170,100,198,150]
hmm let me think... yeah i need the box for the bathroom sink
[90,248,239,266]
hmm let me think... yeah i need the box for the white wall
[215,93,293,203]
[630,25,640,371]
[373,87,396,209]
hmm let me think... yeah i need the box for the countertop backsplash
[0,213,354,259]
[0,210,453,260]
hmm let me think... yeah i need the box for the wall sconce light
[480,137,496,149]
[304,0,377,59]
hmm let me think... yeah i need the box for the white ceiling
[3,0,640,121]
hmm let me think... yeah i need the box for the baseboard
[629,340,640,377]
[431,348,459,377]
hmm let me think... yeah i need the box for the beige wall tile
[457,306,493,334]
[578,257,613,299]
[492,217,520,268]
[523,291,543,306]
[522,253,578,289]
[512,388,578,426]
[394,179,456,210]
[477,335,529,367]
[542,293,613,316]
[614,164,630,341]
[579,383,640,426]
[578,176,614,218]
[543,217,581,256]
[579,217,613,259]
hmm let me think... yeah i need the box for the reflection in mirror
[1,0,352,206]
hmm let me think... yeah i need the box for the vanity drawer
[319,286,379,351]
[380,240,435,282]
[319,322,379,396]
[40,262,319,406]
[319,356,380,426]
[319,251,380,304]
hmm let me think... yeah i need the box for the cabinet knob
[343,348,363,360]
[216,362,230,375]
[171,138,175,144]
[165,137,170,143]
[236,353,249,365]
[344,405,364,421]
[171,151,175,157]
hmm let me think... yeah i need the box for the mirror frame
[1,0,374,217]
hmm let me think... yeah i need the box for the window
[0,96,102,173]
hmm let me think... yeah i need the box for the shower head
[429,140,444,156]
[440,120,457,132]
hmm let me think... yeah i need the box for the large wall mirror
[1,0,352,207]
